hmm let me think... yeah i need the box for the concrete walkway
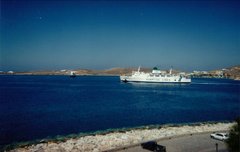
[113,132,228,152]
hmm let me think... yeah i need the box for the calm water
[0,75,239,146]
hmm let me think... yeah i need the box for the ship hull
[120,76,191,83]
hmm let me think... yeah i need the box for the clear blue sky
[1,0,239,71]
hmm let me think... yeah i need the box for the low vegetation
[226,118,240,152]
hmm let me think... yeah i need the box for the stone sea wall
[8,122,234,152]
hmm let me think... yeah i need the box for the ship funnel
[138,66,141,72]
[170,67,172,74]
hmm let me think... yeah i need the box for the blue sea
[0,75,239,147]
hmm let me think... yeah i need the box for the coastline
[1,65,239,80]
[6,122,234,152]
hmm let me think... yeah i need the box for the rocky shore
[8,122,234,152]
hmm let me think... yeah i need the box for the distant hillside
[207,65,240,80]
[5,67,158,76]
[74,67,152,76]
[223,65,240,80]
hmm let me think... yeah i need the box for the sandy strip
[9,122,234,152]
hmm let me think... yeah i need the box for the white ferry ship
[120,67,191,83]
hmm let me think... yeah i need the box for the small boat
[120,67,191,83]
[70,71,76,78]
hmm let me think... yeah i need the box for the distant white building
[215,70,223,75]
[193,71,200,74]
[179,72,186,75]
[202,71,208,74]
[193,71,208,74]
[8,71,14,74]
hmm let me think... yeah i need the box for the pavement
[112,132,228,152]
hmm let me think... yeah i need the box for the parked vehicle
[141,141,166,152]
[210,133,229,141]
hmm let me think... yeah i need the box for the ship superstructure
[120,67,191,83]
